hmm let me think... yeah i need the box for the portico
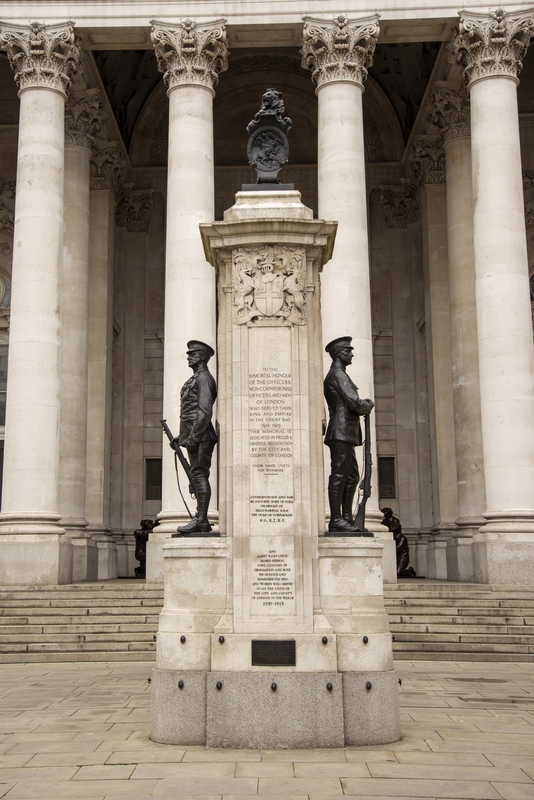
[0,3,532,586]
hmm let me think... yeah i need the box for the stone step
[392,651,533,662]
[0,651,157,663]
[388,614,528,624]
[0,581,532,663]
[0,632,157,643]
[384,597,534,608]
[393,632,534,644]
[1,613,159,626]
[393,640,532,653]
[0,598,161,617]
[390,623,523,634]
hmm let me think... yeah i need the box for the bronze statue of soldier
[324,336,374,534]
[133,519,154,578]
[173,340,218,535]
[381,507,417,578]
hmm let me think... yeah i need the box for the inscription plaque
[251,639,296,666]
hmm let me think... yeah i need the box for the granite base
[151,668,401,748]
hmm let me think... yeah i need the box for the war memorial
[0,0,533,751]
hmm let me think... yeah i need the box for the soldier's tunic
[324,364,373,520]
[178,364,217,487]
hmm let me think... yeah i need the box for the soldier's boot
[342,484,357,525]
[328,488,358,533]
[194,488,212,533]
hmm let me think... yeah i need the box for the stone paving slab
[0,660,532,799]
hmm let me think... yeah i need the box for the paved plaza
[0,660,533,799]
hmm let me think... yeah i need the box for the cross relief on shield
[232,245,306,325]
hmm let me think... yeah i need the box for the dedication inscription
[248,327,297,618]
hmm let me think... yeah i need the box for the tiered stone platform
[386,581,534,662]
[0,580,533,663]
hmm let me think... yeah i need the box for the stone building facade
[0,2,533,585]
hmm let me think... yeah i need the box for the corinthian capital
[0,20,80,96]
[301,13,380,89]
[150,18,228,91]
[65,92,104,148]
[429,87,470,142]
[90,144,126,197]
[409,139,446,186]
[453,7,534,86]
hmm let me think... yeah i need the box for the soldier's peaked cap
[187,340,214,357]
[325,336,353,355]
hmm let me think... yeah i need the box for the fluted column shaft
[432,87,486,581]
[301,15,391,549]
[59,94,102,551]
[0,21,79,584]
[149,19,228,557]
[454,9,534,582]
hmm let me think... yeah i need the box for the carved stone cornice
[301,14,380,89]
[90,144,125,197]
[452,8,534,87]
[409,139,446,186]
[115,187,153,233]
[380,185,419,229]
[65,92,104,149]
[0,20,80,96]
[150,18,228,91]
[429,87,470,142]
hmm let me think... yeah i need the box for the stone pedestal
[151,191,399,748]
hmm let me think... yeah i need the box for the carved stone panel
[232,246,306,326]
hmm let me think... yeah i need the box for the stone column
[149,19,228,557]
[87,144,125,579]
[0,21,79,584]
[430,87,486,581]
[453,9,534,583]
[301,14,390,545]
[60,92,103,582]
[115,188,153,573]
[410,139,458,578]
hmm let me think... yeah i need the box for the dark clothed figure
[174,340,217,534]
[324,336,374,533]
[380,507,417,577]
[133,519,155,578]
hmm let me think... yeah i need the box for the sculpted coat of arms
[232,246,306,325]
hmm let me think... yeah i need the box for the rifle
[160,419,196,500]
[353,413,372,532]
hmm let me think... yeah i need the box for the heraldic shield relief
[232,245,306,326]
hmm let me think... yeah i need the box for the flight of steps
[385,581,534,662]
[1,580,533,662]
[0,581,163,663]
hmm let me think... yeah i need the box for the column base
[87,527,118,580]
[150,667,400,748]
[426,537,448,579]
[72,537,98,582]
[444,519,484,582]
[474,533,534,584]
[0,535,73,585]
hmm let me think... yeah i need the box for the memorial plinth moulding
[150,190,400,748]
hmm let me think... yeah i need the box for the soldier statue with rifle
[161,340,218,536]
[324,336,374,535]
